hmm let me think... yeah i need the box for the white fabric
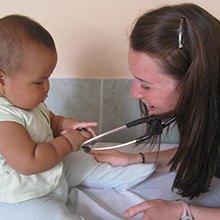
[63,150,155,191]
[66,143,220,220]
[81,162,156,191]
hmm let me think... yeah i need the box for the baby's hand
[61,120,98,137]
[62,129,93,152]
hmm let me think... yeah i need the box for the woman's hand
[90,150,142,166]
[124,199,182,220]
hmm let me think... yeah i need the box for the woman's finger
[124,201,151,218]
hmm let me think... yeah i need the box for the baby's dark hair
[0,14,56,74]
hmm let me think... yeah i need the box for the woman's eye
[142,85,150,90]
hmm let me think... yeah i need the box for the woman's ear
[0,70,5,96]
[0,70,5,86]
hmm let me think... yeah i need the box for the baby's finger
[81,131,93,139]
[60,129,71,135]
[77,122,98,130]
[84,127,97,137]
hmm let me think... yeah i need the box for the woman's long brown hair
[130,3,220,199]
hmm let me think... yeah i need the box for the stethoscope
[80,114,176,153]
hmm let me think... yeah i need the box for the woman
[93,3,220,219]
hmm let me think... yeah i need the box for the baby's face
[2,43,57,110]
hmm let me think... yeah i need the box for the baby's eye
[35,82,43,85]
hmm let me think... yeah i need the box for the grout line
[99,79,104,138]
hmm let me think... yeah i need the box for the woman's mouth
[141,100,156,111]
[145,103,154,108]
[146,104,155,111]
[146,104,153,107]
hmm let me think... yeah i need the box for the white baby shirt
[0,98,63,203]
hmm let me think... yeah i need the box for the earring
[1,90,5,96]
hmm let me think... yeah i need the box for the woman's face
[128,48,181,115]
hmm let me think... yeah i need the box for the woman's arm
[92,147,177,172]
[144,147,177,172]
[124,199,220,220]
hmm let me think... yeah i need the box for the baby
[0,15,155,220]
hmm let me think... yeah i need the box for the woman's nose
[130,80,143,99]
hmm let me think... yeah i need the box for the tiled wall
[45,78,179,144]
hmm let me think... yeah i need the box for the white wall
[0,0,219,79]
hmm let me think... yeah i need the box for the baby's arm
[0,121,89,175]
[49,111,98,137]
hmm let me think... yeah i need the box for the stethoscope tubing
[80,125,127,150]
[80,115,176,153]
